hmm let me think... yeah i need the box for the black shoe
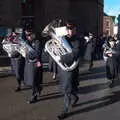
[90,63,93,68]
[57,112,67,119]
[88,68,92,73]
[72,96,79,107]
[109,82,114,88]
[15,87,21,92]
[27,95,38,104]
[109,80,115,88]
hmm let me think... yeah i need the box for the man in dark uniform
[57,20,80,119]
[24,31,43,104]
[7,32,25,92]
[103,37,119,88]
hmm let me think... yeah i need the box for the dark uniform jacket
[114,41,120,75]
[84,38,95,61]
[24,39,43,86]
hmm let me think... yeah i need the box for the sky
[104,0,120,22]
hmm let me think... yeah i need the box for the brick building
[0,0,103,37]
[0,0,21,27]
[117,15,120,38]
[34,0,104,37]
[103,13,115,36]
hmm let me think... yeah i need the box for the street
[0,60,120,120]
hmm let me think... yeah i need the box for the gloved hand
[60,53,74,66]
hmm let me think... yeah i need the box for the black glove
[60,53,74,66]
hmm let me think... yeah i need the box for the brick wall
[103,16,114,36]
[34,0,103,36]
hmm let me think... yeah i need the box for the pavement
[1,60,120,120]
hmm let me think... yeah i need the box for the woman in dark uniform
[24,31,43,103]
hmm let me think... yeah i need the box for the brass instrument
[2,36,35,58]
[42,19,79,71]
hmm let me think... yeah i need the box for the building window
[22,0,26,3]
[106,21,110,27]
[21,17,34,28]
[106,30,110,35]
[21,0,34,16]
[21,0,34,28]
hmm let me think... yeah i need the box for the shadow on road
[42,80,59,87]
[31,80,120,103]
[64,90,120,119]
[78,82,110,94]
[79,66,106,80]
[79,72,106,81]
[39,92,63,101]
[28,92,63,103]
[0,72,13,78]
[78,78,120,95]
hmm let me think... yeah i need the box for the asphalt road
[0,60,120,120]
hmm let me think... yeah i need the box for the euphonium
[17,38,36,58]
[42,20,79,71]
[2,35,35,58]
[2,36,19,57]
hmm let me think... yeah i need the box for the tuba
[42,19,79,71]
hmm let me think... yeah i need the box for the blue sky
[104,0,120,20]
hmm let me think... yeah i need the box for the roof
[104,12,108,16]
[104,12,116,23]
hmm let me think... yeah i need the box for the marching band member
[57,20,80,119]
[5,31,25,92]
[103,37,118,87]
[24,30,43,104]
